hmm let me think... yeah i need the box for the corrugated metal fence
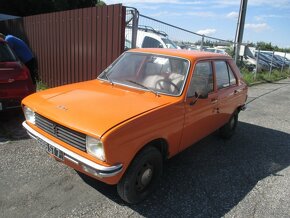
[0,4,125,87]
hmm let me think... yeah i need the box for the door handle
[211,99,218,104]
[213,107,220,113]
[234,90,241,94]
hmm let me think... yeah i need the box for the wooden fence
[0,4,126,87]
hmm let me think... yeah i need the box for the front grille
[35,113,86,151]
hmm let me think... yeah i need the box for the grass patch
[36,81,48,91]
[241,68,290,86]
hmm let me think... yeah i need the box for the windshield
[98,52,189,96]
[0,42,17,62]
[161,38,178,49]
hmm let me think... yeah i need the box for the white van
[125,26,178,49]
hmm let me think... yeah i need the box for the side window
[228,66,237,85]
[142,37,163,48]
[215,61,237,89]
[187,62,213,97]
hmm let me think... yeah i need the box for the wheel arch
[146,138,169,160]
[237,104,246,113]
[133,138,169,162]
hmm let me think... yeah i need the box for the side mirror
[199,92,208,99]
[189,91,208,106]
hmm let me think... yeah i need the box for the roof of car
[129,48,231,62]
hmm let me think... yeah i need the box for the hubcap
[141,168,153,186]
[136,163,154,192]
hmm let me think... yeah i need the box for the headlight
[23,106,35,124]
[86,136,105,161]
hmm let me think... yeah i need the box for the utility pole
[234,0,248,64]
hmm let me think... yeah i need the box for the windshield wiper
[104,73,114,85]
[126,80,159,97]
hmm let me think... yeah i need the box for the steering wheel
[155,79,180,94]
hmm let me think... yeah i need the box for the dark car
[0,39,35,112]
[259,52,280,69]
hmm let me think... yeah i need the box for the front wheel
[219,112,238,139]
[117,146,163,204]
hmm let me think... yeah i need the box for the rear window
[142,36,163,48]
[0,42,17,62]
[161,38,177,49]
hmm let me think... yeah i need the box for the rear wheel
[219,112,238,139]
[117,146,163,204]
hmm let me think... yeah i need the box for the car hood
[23,80,172,138]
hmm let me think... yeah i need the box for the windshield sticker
[153,57,168,65]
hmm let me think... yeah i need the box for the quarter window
[215,61,237,89]
[229,67,237,86]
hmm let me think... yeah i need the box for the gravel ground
[0,79,290,218]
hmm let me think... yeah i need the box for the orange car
[22,48,247,203]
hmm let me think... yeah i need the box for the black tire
[117,146,163,204]
[219,112,238,139]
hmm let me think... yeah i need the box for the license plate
[36,137,64,161]
[47,144,64,160]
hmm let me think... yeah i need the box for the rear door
[213,60,239,126]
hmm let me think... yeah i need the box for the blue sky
[104,0,290,48]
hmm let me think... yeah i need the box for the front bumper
[0,99,21,111]
[22,121,123,178]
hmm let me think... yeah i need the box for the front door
[180,61,220,151]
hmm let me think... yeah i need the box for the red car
[0,39,35,112]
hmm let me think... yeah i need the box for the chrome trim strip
[5,105,21,109]
[23,121,123,177]
[64,155,79,165]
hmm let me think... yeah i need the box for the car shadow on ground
[78,121,290,217]
[0,110,29,141]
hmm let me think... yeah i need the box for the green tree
[0,0,106,17]
[256,41,275,51]
[255,41,290,52]
[96,1,106,6]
